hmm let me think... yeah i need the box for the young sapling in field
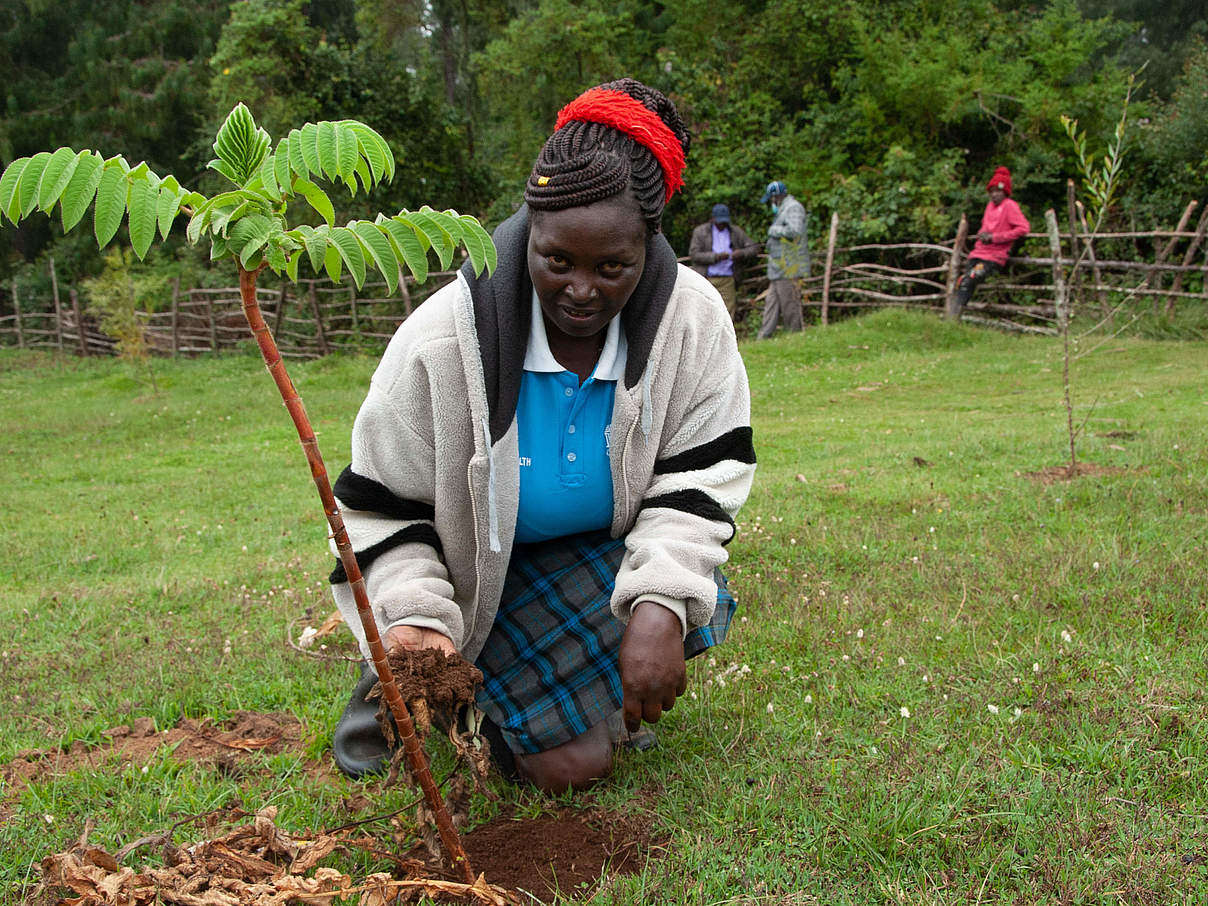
[0,103,496,882]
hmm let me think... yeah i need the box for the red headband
[554,88,685,202]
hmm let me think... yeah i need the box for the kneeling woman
[329,78,756,793]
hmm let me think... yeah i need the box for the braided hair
[524,78,690,234]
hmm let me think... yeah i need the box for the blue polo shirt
[514,292,625,543]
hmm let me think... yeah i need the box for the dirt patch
[445,807,658,901]
[2,711,312,796]
[1023,461,1126,484]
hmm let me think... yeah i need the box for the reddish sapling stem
[237,265,475,884]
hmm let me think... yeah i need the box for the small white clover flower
[897,656,905,666]
[1061,629,1072,643]
[766,702,775,714]
[1033,662,1040,673]
[1013,707,1022,717]
[1093,562,1100,570]
[804,694,813,704]
[44,814,54,824]
[899,706,910,718]
[987,704,999,714]
[856,628,864,639]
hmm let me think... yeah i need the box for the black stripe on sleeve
[333,465,436,522]
[653,426,756,475]
[328,524,445,584]
[639,490,737,545]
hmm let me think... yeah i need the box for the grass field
[2,308,1206,904]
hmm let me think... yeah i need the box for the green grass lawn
[2,308,1206,904]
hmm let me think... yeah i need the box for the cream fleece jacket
[329,209,756,663]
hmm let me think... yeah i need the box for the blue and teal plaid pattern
[473,529,737,755]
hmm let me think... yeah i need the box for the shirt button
[567,425,576,434]
[567,452,577,462]
[564,387,574,397]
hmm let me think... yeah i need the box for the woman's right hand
[384,625,456,655]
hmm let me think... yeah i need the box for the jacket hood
[460,205,679,444]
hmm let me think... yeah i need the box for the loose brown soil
[6,699,659,903]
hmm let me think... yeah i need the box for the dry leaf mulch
[34,806,521,906]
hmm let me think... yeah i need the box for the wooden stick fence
[4,200,1206,356]
[1,266,460,358]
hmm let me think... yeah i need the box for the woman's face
[528,193,647,342]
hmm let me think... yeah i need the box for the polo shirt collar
[523,290,626,380]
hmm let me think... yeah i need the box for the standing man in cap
[689,203,760,320]
[951,166,1030,316]
[757,180,809,339]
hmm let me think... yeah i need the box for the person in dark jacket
[688,203,760,319]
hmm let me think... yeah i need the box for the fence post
[49,256,64,350]
[1044,209,1067,327]
[169,277,180,356]
[11,280,25,348]
[309,282,330,357]
[399,274,414,318]
[205,292,218,352]
[944,214,968,320]
[70,288,88,356]
[820,211,838,326]
[348,282,359,350]
[1166,200,1208,316]
[1143,199,1197,312]
[274,283,289,340]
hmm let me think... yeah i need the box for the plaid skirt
[473,529,737,755]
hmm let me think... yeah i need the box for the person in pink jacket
[952,166,1031,313]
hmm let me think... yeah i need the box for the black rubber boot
[332,663,392,779]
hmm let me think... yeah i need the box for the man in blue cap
[758,180,809,338]
[689,202,760,319]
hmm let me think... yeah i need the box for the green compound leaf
[298,124,322,184]
[289,224,328,275]
[273,138,292,197]
[350,221,399,295]
[156,175,184,240]
[228,214,274,268]
[347,122,394,185]
[93,163,129,248]
[381,216,428,284]
[36,147,80,213]
[317,121,339,183]
[323,242,342,283]
[0,158,31,224]
[257,147,281,202]
[287,129,309,183]
[334,122,359,190]
[60,151,104,232]
[127,172,160,260]
[285,249,301,282]
[212,103,271,185]
[18,151,52,218]
[406,207,456,269]
[293,177,334,227]
[328,225,366,289]
[457,213,496,276]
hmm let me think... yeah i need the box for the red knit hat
[986,166,1012,196]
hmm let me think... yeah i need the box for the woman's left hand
[618,601,686,733]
